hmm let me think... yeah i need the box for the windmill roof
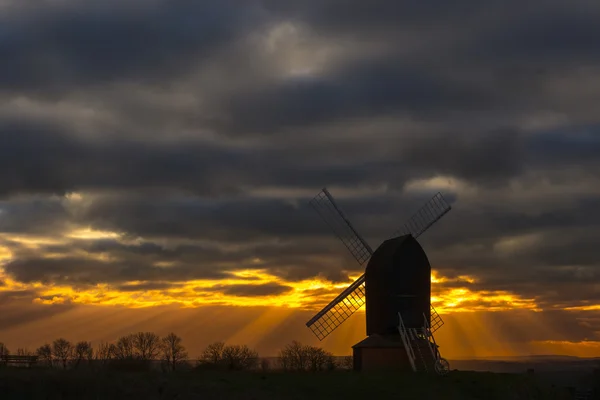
[382,234,412,245]
[352,334,405,348]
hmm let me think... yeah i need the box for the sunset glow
[1,0,599,364]
[0,257,537,313]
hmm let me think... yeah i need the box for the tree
[161,332,188,371]
[341,355,353,370]
[200,341,225,366]
[16,348,33,356]
[222,344,259,370]
[278,341,308,371]
[0,342,9,358]
[278,341,334,372]
[74,341,93,366]
[113,334,135,360]
[94,342,114,364]
[52,338,73,369]
[133,332,161,361]
[305,346,335,371]
[36,344,52,366]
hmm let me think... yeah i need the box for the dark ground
[0,367,590,400]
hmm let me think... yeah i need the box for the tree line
[0,335,353,372]
[1,332,187,370]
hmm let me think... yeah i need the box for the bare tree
[222,344,259,370]
[278,341,334,372]
[36,344,52,367]
[52,338,73,369]
[16,348,33,356]
[278,341,308,371]
[305,346,335,371]
[0,342,9,358]
[74,341,93,366]
[94,342,114,364]
[133,332,161,361]
[161,332,188,371]
[341,355,353,370]
[113,334,135,360]
[200,341,225,366]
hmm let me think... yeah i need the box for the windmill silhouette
[306,188,452,374]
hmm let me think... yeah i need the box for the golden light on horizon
[0,264,541,316]
[0,224,541,315]
[1,263,599,359]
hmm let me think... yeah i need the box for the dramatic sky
[1,0,599,359]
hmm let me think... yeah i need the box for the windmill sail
[309,188,373,265]
[305,276,366,340]
[391,192,451,239]
[306,189,452,340]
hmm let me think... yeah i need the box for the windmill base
[351,334,414,372]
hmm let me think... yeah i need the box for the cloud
[0,0,268,91]
[2,256,234,287]
[0,0,599,330]
[205,283,293,297]
[114,282,184,292]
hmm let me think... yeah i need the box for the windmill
[306,188,452,374]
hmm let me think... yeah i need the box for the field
[0,368,580,400]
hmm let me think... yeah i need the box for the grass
[0,367,576,399]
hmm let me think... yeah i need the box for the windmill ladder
[409,329,429,373]
[397,312,417,372]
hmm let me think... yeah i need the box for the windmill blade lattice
[309,188,373,266]
[391,192,451,239]
[306,275,366,340]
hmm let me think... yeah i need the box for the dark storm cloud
[0,119,250,196]
[0,118,382,197]
[0,195,70,234]
[2,116,596,199]
[114,282,184,292]
[1,232,355,286]
[0,0,267,91]
[223,62,501,134]
[220,1,600,134]
[204,282,293,297]
[265,0,600,65]
[2,256,232,286]
[81,195,321,240]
